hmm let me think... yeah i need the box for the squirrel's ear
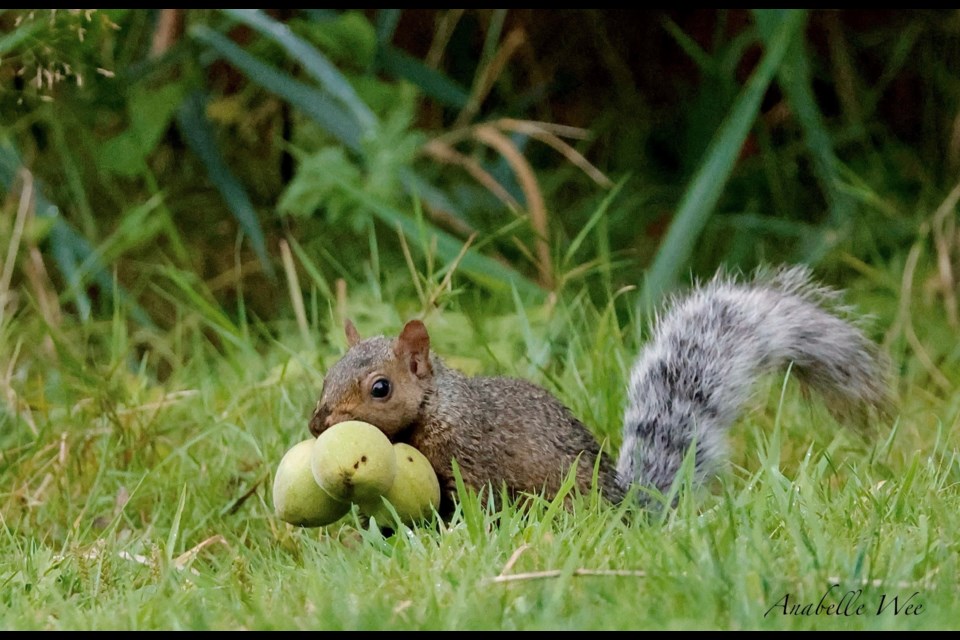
[395,320,432,378]
[345,319,361,347]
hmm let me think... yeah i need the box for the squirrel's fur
[309,265,893,513]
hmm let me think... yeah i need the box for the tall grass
[3,10,953,328]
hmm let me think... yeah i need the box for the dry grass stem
[454,28,527,130]
[422,139,521,209]
[473,124,553,289]
[280,238,313,349]
[496,119,613,188]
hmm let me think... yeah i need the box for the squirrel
[308,265,894,515]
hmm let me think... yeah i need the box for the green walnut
[310,420,397,506]
[273,439,350,527]
[366,442,441,526]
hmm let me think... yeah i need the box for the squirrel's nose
[309,402,330,437]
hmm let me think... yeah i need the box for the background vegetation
[1,9,958,630]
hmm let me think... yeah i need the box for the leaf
[360,93,425,200]
[374,9,401,46]
[98,82,186,177]
[129,83,187,155]
[276,146,362,222]
[98,136,143,178]
[293,11,379,71]
[175,90,275,279]
[377,45,470,109]
[0,16,43,56]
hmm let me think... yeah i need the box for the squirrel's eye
[370,378,391,399]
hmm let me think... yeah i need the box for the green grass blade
[377,45,470,109]
[0,138,152,325]
[662,17,716,74]
[450,460,485,543]
[754,10,840,214]
[397,168,475,232]
[753,9,854,264]
[340,183,546,301]
[374,9,401,45]
[285,234,335,302]
[373,9,470,109]
[862,21,924,122]
[0,17,42,56]
[47,110,97,240]
[62,223,154,326]
[220,9,377,132]
[47,223,92,321]
[156,265,249,352]
[73,195,164,278]
[166,484,188,562]
[176,90,275,280]
[562,178,626,268]
[479,9,507,71]
[638,9,806,312]
[189,24,362,152]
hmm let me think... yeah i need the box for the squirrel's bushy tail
[615,265,893,497]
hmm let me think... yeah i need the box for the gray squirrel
[309,265,893,513]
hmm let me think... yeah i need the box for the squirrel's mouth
[308,402,328,437]
[388,421,416,445]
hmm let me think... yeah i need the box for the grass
[1,236,958,631]
[2,9,959,630]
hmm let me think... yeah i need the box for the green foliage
[98,83,186,178]
[277,80,425,233]
[176,89,275,279]
[639,10,805,312]
[2,9,957,330]
[0,9,127,105]
[1,9,959,629]
[292,11,379,72]
[278,147,362,224]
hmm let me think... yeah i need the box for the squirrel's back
[408,364,626,507]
